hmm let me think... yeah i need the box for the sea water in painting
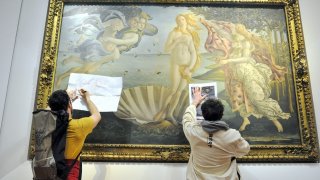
[54,5,300,145]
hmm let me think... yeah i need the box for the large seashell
[114,85,189,125]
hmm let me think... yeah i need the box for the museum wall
[0,1,22,131]
[0,0,319,179]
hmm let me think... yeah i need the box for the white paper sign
[67,73,123,112]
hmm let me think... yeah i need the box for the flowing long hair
[235,23,287,81]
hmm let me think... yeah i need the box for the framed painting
[29,0,319,162]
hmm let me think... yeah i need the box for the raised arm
[182,87,207,135]
[104,33,139,46]
[164,31,178,53]
[192,87,206,107]
[79,89,101,128]
[218,57,249,65]
[187,35,197,71]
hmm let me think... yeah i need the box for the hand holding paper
[192,87,207,107]
[66,89,78,102]
[67,73,123,112]
[189,82,218,119]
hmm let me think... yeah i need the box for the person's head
[201,98,224,121]
[128,16,139,30]
[138,17,147,31]
[138,12,150,31]
[176,14,201,30]
[110,18,124,32]
[176,15,187,27]
[48,90,70,111]
[235,24,252,41]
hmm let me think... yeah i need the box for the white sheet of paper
[67,73,123,112]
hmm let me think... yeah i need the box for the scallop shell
[114,85,189,125]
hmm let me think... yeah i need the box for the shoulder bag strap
[63,151,82,179]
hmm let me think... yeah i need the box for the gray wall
[0,0,48,177]
[0,1,22,130]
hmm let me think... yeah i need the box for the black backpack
[32,109,80,180]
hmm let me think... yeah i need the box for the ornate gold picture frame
[29,0,319,162]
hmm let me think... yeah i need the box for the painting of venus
[54,5,299,146]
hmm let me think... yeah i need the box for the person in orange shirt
[48,89,101,180]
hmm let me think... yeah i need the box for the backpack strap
[62,151,82,179]
[69,151,82,170]
[79,157,83,180]
[64,119,81,178]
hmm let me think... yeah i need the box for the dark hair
[48,90,70,111]
[201,98,224,121]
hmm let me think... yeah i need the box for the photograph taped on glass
[189,82,218,119]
